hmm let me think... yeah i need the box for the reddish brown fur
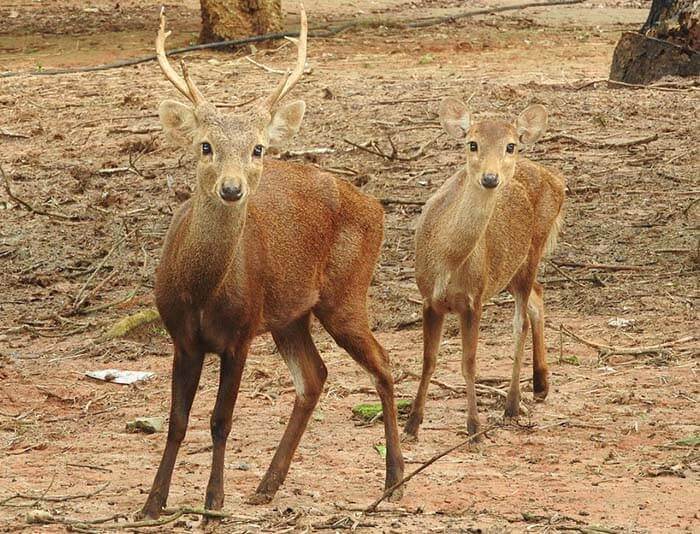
[140,5,403,520]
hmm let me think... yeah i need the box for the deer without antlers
[139,4,404,519]
[403,98,566,440]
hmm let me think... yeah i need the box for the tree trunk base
[610,31,700,84]
[200,0,282,44]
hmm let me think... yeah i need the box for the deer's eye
[506,143,515,154]
[252,145,264,158]
[469,141,478,152]
[201,142,212,155]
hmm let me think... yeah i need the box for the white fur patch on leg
[513,301,527,336]
[286,357,306,398]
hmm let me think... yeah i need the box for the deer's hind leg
[248,313,327,504]
[528,281,549,401]
[315,303,405,501]
[505,264,539,420]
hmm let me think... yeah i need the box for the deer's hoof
[245,491,273,506]
[533,391,548,403]
[401,431,418,443]
[386,485,404,502]
[467,418,482,441]
[135,506,161,521]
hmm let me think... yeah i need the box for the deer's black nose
[220,184,243,202]
[481,173,499,189]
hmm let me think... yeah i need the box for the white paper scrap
[86,369,155,385]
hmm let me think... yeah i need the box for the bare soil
[0,1,698,532]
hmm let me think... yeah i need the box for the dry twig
[71,236,127,314]
[1,0,586,78]
[1,164,86,222]
[561,325,695,360]
[1,483,109,507]
[366,425,497,512]
[552,260,648,272]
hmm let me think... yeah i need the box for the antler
[156,7,205,106]
[263,2,308,111]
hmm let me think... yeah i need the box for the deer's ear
[267,100,306,147]
[439,97,470,139]
[516,104,548,144]
[159,100,198,146]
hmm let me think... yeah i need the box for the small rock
[26,510,53,524]
[126,416,164,434]
[228,461,250,471]
[607,317,634,329]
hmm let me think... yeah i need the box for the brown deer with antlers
[403,98,565,440]
[139,4,404,519]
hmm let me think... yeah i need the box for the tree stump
[609,0,699,84]
[200,0,282,44]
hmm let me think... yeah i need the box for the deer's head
[438,97,548,191]
[156,4,308,204]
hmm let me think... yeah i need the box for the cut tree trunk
[200,0,282,44]
[610,0,699,84]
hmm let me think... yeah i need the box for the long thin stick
[561,325,695,358]
[0,483,109,506]
[552,260,648,272]
[365,425,496,512]
[1,165,85,222]
[35,507,247,531]
[0,0,586,78]
[71,236,127,313]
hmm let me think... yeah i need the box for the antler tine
[155,7,205,106]
[264,2,307,111]
[180,60,206,104]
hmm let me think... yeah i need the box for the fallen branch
[576,77,698,92]
[403,371,530,414]
[366,425,497,512]
[30,507,257,531]
[344,131,442,162]
[520,511,620,532]
[561,325,695,359]
[1,483,109,507]
[343,138,388,159]
[541,133,658,149]
[98,308,161,343]
[71,237,127,314]
[0,0,586,78]
[1,164,86,222]
[551,260,648,272]
[244,56,287,74]
[0,128,30,139]
[548,260,588,288]
[108,126,160,134]
[379,197,425,206]
[283,147,336,157]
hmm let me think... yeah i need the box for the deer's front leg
[139,344,204,520]
[459,305,482,438]
[204,344,248,512]
[247,315,326,504]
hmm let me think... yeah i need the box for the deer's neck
[439,170,498,266]
[178,189,247,300]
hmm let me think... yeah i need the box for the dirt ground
[0,0,698,532]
